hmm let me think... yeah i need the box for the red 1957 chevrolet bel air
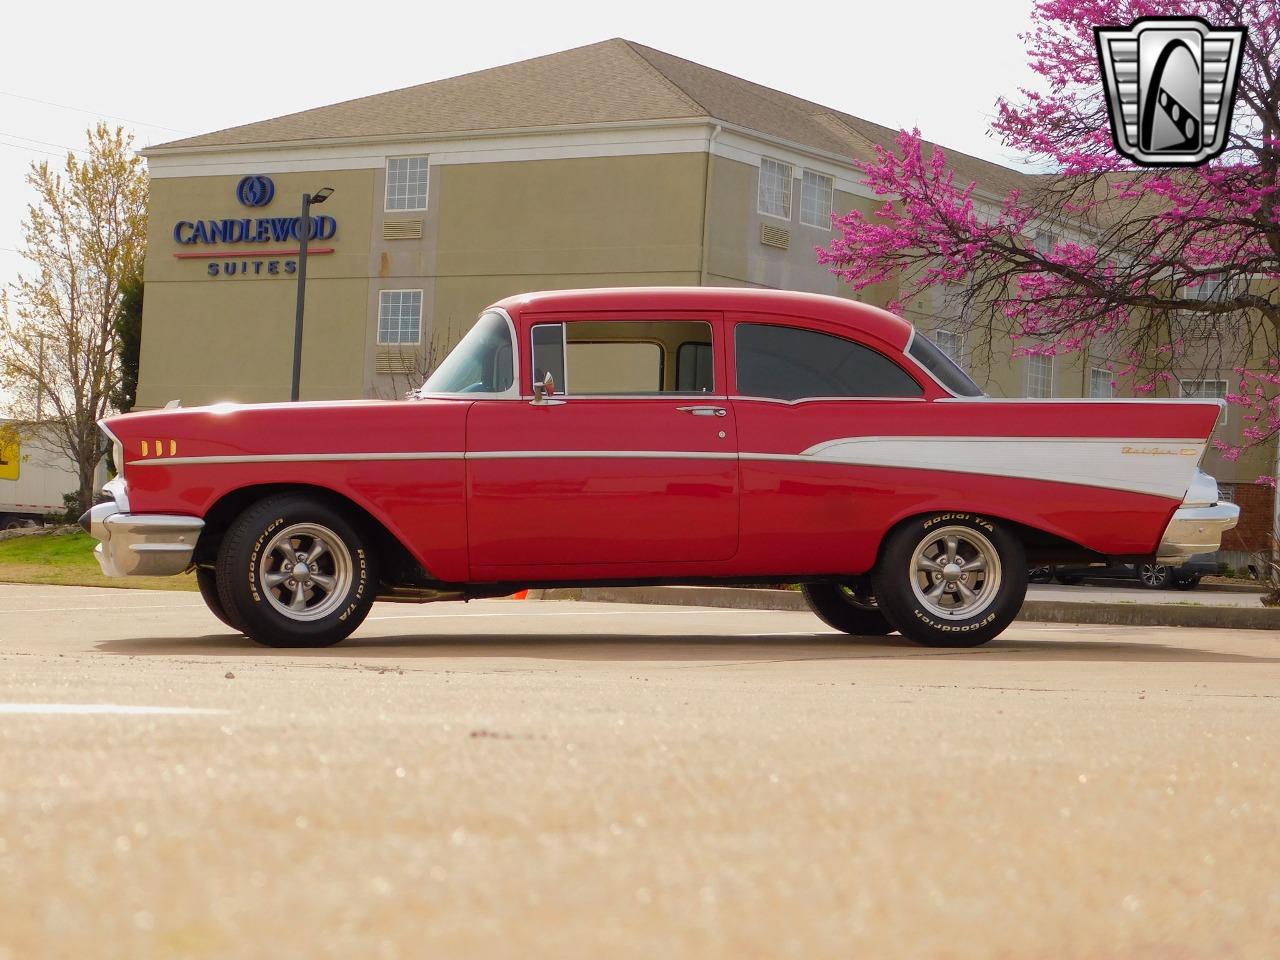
[84,287,1238,648]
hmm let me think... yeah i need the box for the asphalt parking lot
[1,583,1277,959]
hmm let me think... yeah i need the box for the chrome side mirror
[532,371,556,404]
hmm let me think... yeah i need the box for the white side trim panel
[793,436,1204,499]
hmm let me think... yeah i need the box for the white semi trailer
[0,428,80,529]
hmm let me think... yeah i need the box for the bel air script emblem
[1122,446,1199,457]
[1094,17,1246,166]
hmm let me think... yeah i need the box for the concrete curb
[530,586,1280,632]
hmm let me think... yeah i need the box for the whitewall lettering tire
[873,513,1027,647]
[215,494,377,648]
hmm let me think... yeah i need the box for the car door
[728,315,929,575]
[466,312,739,575]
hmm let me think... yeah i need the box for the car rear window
[906,332,984,397]
[734,323,923,401]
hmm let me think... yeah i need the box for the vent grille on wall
[383,219,424,240]
[375,350,418,375]
[760,223,790,249]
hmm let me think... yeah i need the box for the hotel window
[385,156,429,211]
[799,170,834,227]
[1033,231,1058,255]
[1089,367,1113,398]
[1180,378,1228,399]
[932,329,965,368]
[758,157,793,219]
[1025,355,1053,398]
[377,290,423,345]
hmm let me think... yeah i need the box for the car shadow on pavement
[96,632,1280,664]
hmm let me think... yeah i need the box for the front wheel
[801,582,895,636]
[872,514,1027,647]
[215,494,377,647]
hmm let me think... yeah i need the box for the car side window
[531,320,715,395]
[734,323,923,401]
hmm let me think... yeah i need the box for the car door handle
[676,405,727,417]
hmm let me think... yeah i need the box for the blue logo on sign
[236,175,275,208]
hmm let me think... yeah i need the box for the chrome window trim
[934,396,1227,407]
[416,307,519,400]
[902,327,964,399]
[728,395,926,405]
[520,394,731,401]
[527,318,721,400]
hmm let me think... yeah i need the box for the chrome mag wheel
[908,525,1002,620]
[259,523,353,622]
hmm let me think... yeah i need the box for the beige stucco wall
[137,170,375,407]
[703,155,863,298]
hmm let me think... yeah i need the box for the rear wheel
[873,514,1027,647]
[196,568,243,632]
[801,582,894,636]
[1172,573,1201,591]
[1138,563,1172,589]
[215,494,377,647]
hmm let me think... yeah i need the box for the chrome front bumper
[1156,502,1240,563]
[84,500,204,577]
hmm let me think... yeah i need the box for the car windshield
[420,311,515,396]
[906,331,984,397]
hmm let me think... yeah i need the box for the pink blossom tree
[819,0,1279,481]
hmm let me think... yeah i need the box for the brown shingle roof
[153,38,1035,195]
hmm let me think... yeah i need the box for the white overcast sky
[0,0,1036,294]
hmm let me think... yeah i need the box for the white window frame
[757,156,794,220]
[1179,378,1228,400]
[377,289,424,346]
[799,169,834,228]
[384,155,429,212]
[1025,355,1054,398]
[1088,367,1113,398]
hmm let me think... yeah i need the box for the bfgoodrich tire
[215,494,377,648]
[801,582,895,636]
[196,568,243,632]
[872,513,1027,647]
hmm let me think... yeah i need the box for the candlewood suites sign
[172,176,337,278]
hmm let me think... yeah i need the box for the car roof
[490,287,915,349]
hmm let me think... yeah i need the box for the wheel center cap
[942,562,963,582]
[292,561,311,579]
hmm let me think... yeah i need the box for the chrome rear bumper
[84,500,204,577]
[1156,502,1240,563]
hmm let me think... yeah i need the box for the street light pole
[290,187,333,402]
